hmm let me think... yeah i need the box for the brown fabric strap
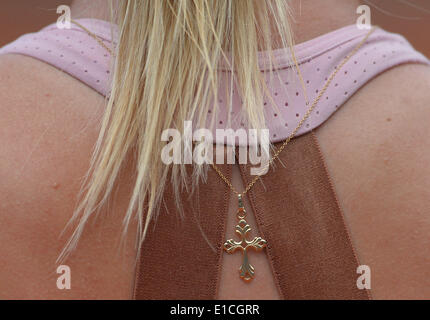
[133,163,232,300]
[133,131,370,299]
[237,131,369,299]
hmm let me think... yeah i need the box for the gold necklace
[72,19,115,55]
[211,28,376,282]
[71,19,375,282]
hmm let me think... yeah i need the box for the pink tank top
[1,18,428,144]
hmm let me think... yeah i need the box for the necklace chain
[72,19,115,55]
[72,19,375,196]
[211,27,376,196]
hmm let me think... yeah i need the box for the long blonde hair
[61,0,295,260]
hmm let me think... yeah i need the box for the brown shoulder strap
[237,131,370,299]
[133,131,370,299]
[133,163,232,300]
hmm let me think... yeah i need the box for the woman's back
[0,0,429,299]
[0,53,138,299]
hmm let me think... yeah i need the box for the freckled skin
[315,64,430,300]
[0,54,137,300]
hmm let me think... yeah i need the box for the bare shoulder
[0,54,136,299]
[315,63,430,299]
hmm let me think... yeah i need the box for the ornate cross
[223,194,267,282]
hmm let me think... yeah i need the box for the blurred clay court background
[0,0,429,56]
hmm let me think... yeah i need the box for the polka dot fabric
[213,25,430,145]
[1,19,428,145]
[0,19,116,97]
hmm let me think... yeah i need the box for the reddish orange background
[0,0,429,56]
[0,0,72,46]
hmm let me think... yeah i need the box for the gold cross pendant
[223,194,267,282]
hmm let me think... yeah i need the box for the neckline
[46,19,374,71]
[256,24,373,71]
[245,24,374,71]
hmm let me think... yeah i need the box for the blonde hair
[60,0,295,260]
